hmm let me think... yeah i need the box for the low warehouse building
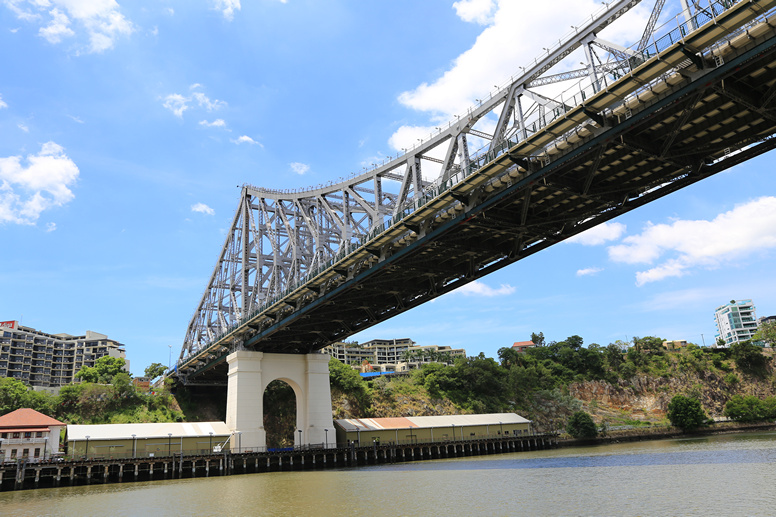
[66,422,232,459]
[335,413,532,446]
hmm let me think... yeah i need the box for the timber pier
[0,433,556,491]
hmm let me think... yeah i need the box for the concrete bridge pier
[226,351,334,450]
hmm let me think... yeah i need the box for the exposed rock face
[570,369,776,419]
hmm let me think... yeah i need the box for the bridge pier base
[226,351,334,450]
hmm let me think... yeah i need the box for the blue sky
[1,0,775,376]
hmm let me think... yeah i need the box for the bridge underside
[182,14,776,385]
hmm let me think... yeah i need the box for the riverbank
[559,420,776,447]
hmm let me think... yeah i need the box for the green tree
[724,395,767,422]
[75,356,127,384]
[753,321,776,347]
[144,362,167,381]
[667,395,707,430]
[0,377,30,414]
[729,341,769,376]
[530,332,545,347]
[566,411,598,439]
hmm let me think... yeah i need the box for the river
[2,431,775,516]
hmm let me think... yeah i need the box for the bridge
[172,0,776,448]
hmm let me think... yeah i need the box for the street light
[324,428,329,448]
[132,434,137,458]
[298,429,302,447]
[84,435,90,460]
[168,433,172,456]
[209,432,214,453]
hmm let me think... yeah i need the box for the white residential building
[714,300,759,347]
[323,338,466,372]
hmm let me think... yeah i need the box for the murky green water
[2,431,775,516]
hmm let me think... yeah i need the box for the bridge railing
[180,0,763,367]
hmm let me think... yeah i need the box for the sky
[1,0,776,377]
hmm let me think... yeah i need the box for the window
[24,432,31,438]
[10,449,17,459]
[0,432,6,439]
[36,431,43,438]
[12,432,20,439]
[34,448,40,458]
[22,448,29,458]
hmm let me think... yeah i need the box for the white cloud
[163,88,226,119]
[290,162,310,175]
[453,0,496,25]
[191,203,215,216]
[388,0,652,168]
[8,0,134,53]
[166,7,174,15]
[456,280,515,297]
[213,0,240,21]
[45,222,56,232]
[576,267,602,277]
[163,93,189,118]
[607,197,776,286]
[0,94,6,109]
[18,123,28,132]
[232,135,260,145]
[199,119,226,128]
[68,114,84,123]
[566,222,626,246]
[0,142,79,225]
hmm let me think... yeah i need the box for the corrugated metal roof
[335,413,530,431]
[67,422,231,440]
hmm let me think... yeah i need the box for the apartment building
[0,320,127,387]
[714,300,759,347]
[324,338,466,372]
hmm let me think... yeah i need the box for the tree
[667,395,707,430]
[566,411,598,439]
[729,340,769,375]
[144,363,167,381]
[531,332,546,347]
[0,377,31,414]
[75,356,127,384]
[753,321,776,348]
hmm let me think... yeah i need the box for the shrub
[566,411,598,439]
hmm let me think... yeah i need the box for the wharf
[0,433,556,491]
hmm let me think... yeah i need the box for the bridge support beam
[226,351,334,450]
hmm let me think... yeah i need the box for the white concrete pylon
[226,351,334,450]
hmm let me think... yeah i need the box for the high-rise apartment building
[714,300,759,347]
[0,320,127,387]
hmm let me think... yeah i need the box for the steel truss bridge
[175,0,776,385]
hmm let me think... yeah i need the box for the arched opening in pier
[263,379,297,448]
